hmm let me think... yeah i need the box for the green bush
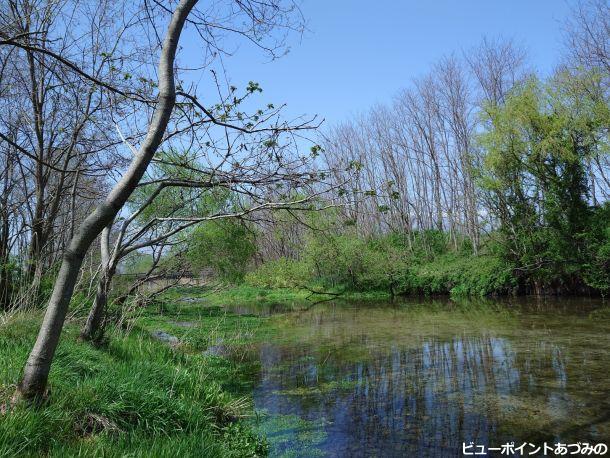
[245,258,311,289]
[187,220,256,284]
[581,203,610,294]
[244,230,518,297]
[402,252,516,296]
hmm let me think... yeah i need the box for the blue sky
[197,0,576,127]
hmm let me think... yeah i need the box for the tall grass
[0,311,266,457]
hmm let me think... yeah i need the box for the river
[224,297,610,457]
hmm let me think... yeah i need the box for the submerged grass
[0,307,268,457]
[252,411,328,458]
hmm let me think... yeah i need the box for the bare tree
[464,37,528,108]
[0,0,138,304]
[434,56,479,250]
[565,0,610,75]
[320,38,530,252]
[8,0,198,402]
[2,0,313,402]
[564,0,610,206]
[80,168,339,343]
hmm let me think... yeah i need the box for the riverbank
[0,288,391,457]
[165,285,393,307]
[0,300,271,457]
[238,227,609,298]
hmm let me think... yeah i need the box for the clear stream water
[225,297,610,457]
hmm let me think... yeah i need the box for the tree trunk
[0,219,10,310]
[80,225,113,343]
[15,0,198,402]
[80,270,114,343]
[26,219,46,299]
[0,171,10,310]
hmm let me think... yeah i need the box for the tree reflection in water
[231,298,610,457]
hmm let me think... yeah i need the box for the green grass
[0,308,268,457]
[164,285,392,308]
[163,285,321,307]
[134,298,275,351]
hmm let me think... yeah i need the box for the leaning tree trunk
[15,0,198,402]
[80,270,113,343]
[80,225,114,343]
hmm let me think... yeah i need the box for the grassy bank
[165,285,392,307]
[243,250,518,299]
[0,301,271,458]
[0,285,401,456]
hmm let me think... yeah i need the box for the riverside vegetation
[1,0,609,456]
[239,74,610,299]
[0,299,272,457]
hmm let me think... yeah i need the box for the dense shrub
[245,258,311,289]
[401,252,516,296]
[581,203,610,294]
[187,220,256,284]
[244,228,518,297]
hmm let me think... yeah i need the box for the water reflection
[230,299,610,457]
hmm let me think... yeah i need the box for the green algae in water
[273,379,359,397]
[252,411,329,458]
